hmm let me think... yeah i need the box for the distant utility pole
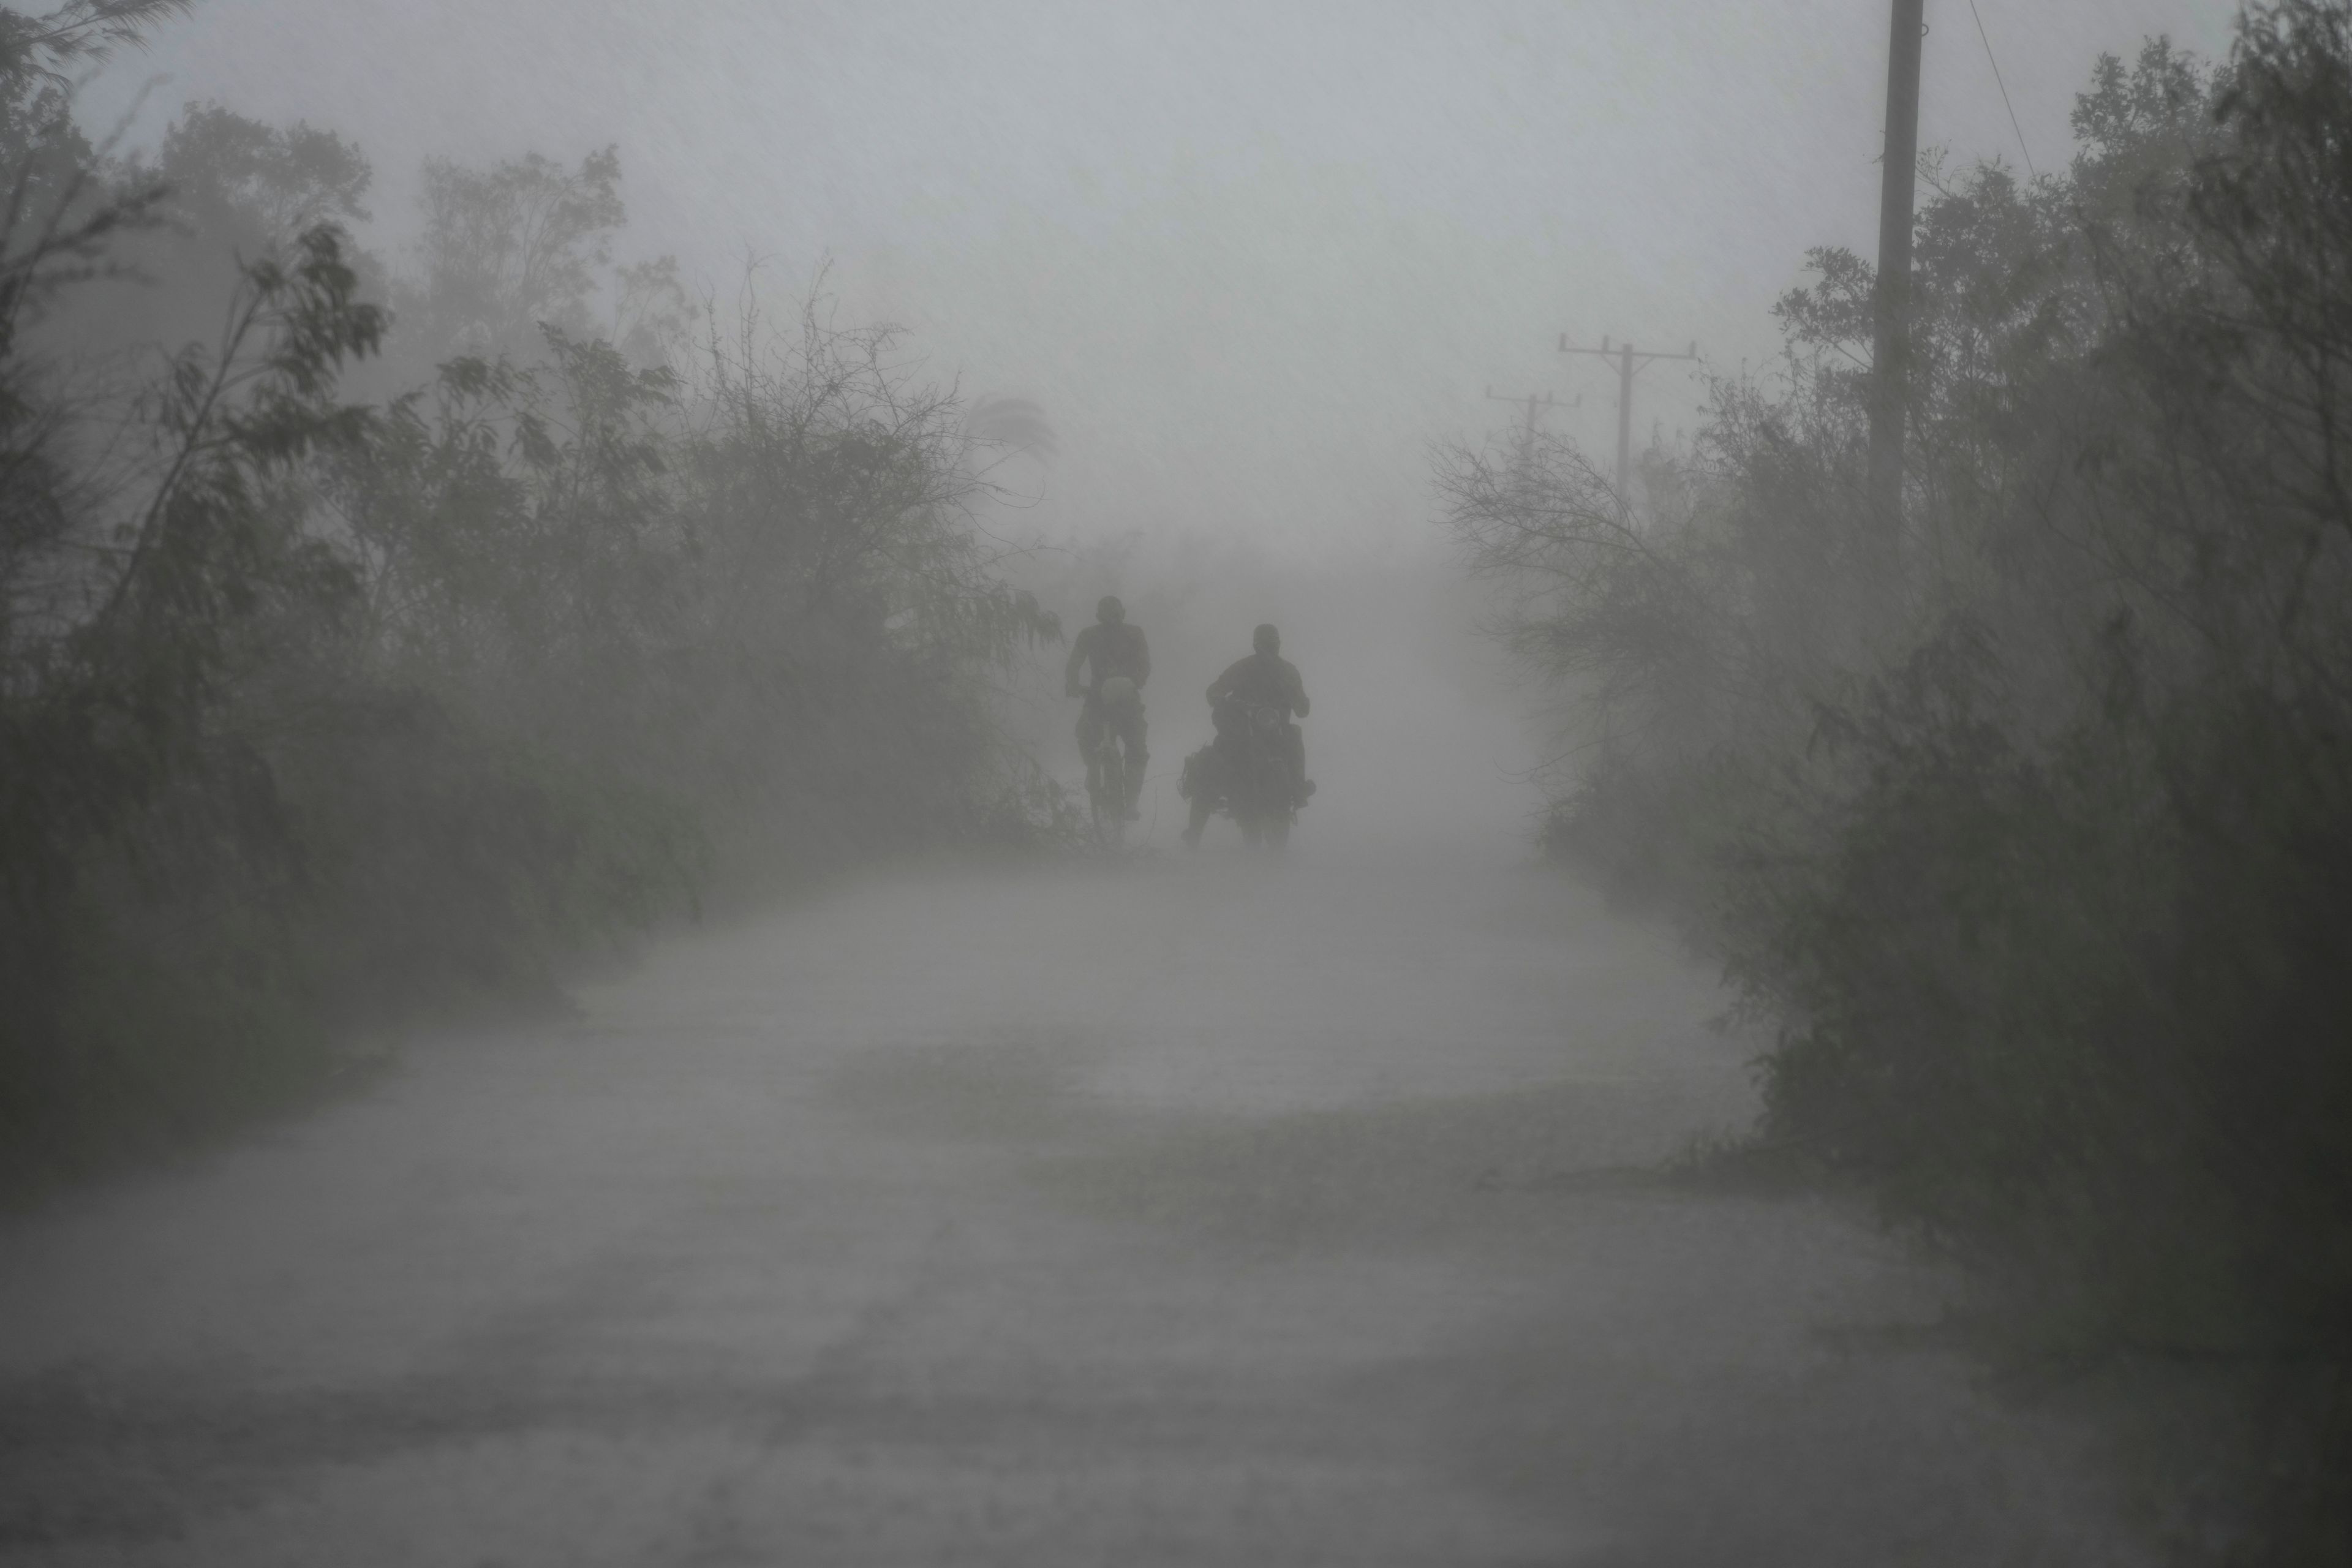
[1483,386,1558,445]
[1558,334,1701,501]
[1869,0,1926,535]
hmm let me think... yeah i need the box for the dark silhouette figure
[1184,623,1313,846]
[1066,595,1150,820]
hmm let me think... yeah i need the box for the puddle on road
[814,1029,2124,1565]
[1024,1077,1773,1256]
[822,1030,1780,1262]
[821,1028,1117,1147]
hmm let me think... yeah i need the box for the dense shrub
[1443,4,2352,1555]
[0,2,1057,1186]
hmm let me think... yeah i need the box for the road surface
[0,846,2143,1566]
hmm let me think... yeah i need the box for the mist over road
[0,850,2134,1565]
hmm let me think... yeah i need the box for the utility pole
[1558,334,1700,503]
[1869,0,1926,536]
[1483,386,1558,447]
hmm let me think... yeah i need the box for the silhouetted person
[1065,595,1150,818]
[1185,623,1311,846]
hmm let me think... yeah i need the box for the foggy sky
[84,0,2240,558]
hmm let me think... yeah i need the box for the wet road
[0,849,2139,1566]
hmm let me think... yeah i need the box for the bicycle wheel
[1092,748,1126,848]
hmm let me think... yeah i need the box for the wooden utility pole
[1484,386,1558,446]
[1868,0,1926,533]
[1558,334,1700,502]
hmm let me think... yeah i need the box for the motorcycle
[1180,697,1298,850]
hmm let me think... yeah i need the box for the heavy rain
[3,1,2344,1562]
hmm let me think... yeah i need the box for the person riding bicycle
[1065,595,1150,820]
[1205,622,1312,809]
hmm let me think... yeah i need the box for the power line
[1967,0,2037,180]
[1557,335,1700,506]
[1484,386,1560,442]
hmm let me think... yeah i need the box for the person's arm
[1286,661,1310,718]
[1133,627,1151,688]
[1065,628,1091,695]
[1207,658,1242,704]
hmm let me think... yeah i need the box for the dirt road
[0,847,2141,1566]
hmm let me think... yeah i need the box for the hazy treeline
[1441,3,2352,1556]
[0,1,1058,1185]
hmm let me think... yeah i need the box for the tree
[406,146,625,361]
[1446,9,2352,1554]
[154,103,371,241]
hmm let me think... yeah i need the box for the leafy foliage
[1445,5,2352,1556]
[0,10,1060,1188]
[406,147,628,360]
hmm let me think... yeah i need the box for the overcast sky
[85,0,2243,559]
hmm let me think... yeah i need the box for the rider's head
[1096,595,1126,625]
[1253,623,1280,656]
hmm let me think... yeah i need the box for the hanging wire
[1967,0,2038,180]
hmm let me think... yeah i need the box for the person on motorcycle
[1205,622,1312,809]
[1065,595,1150,820]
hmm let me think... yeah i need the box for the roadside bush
[0,3,1057,1187]
[1445,4,2352,1555]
